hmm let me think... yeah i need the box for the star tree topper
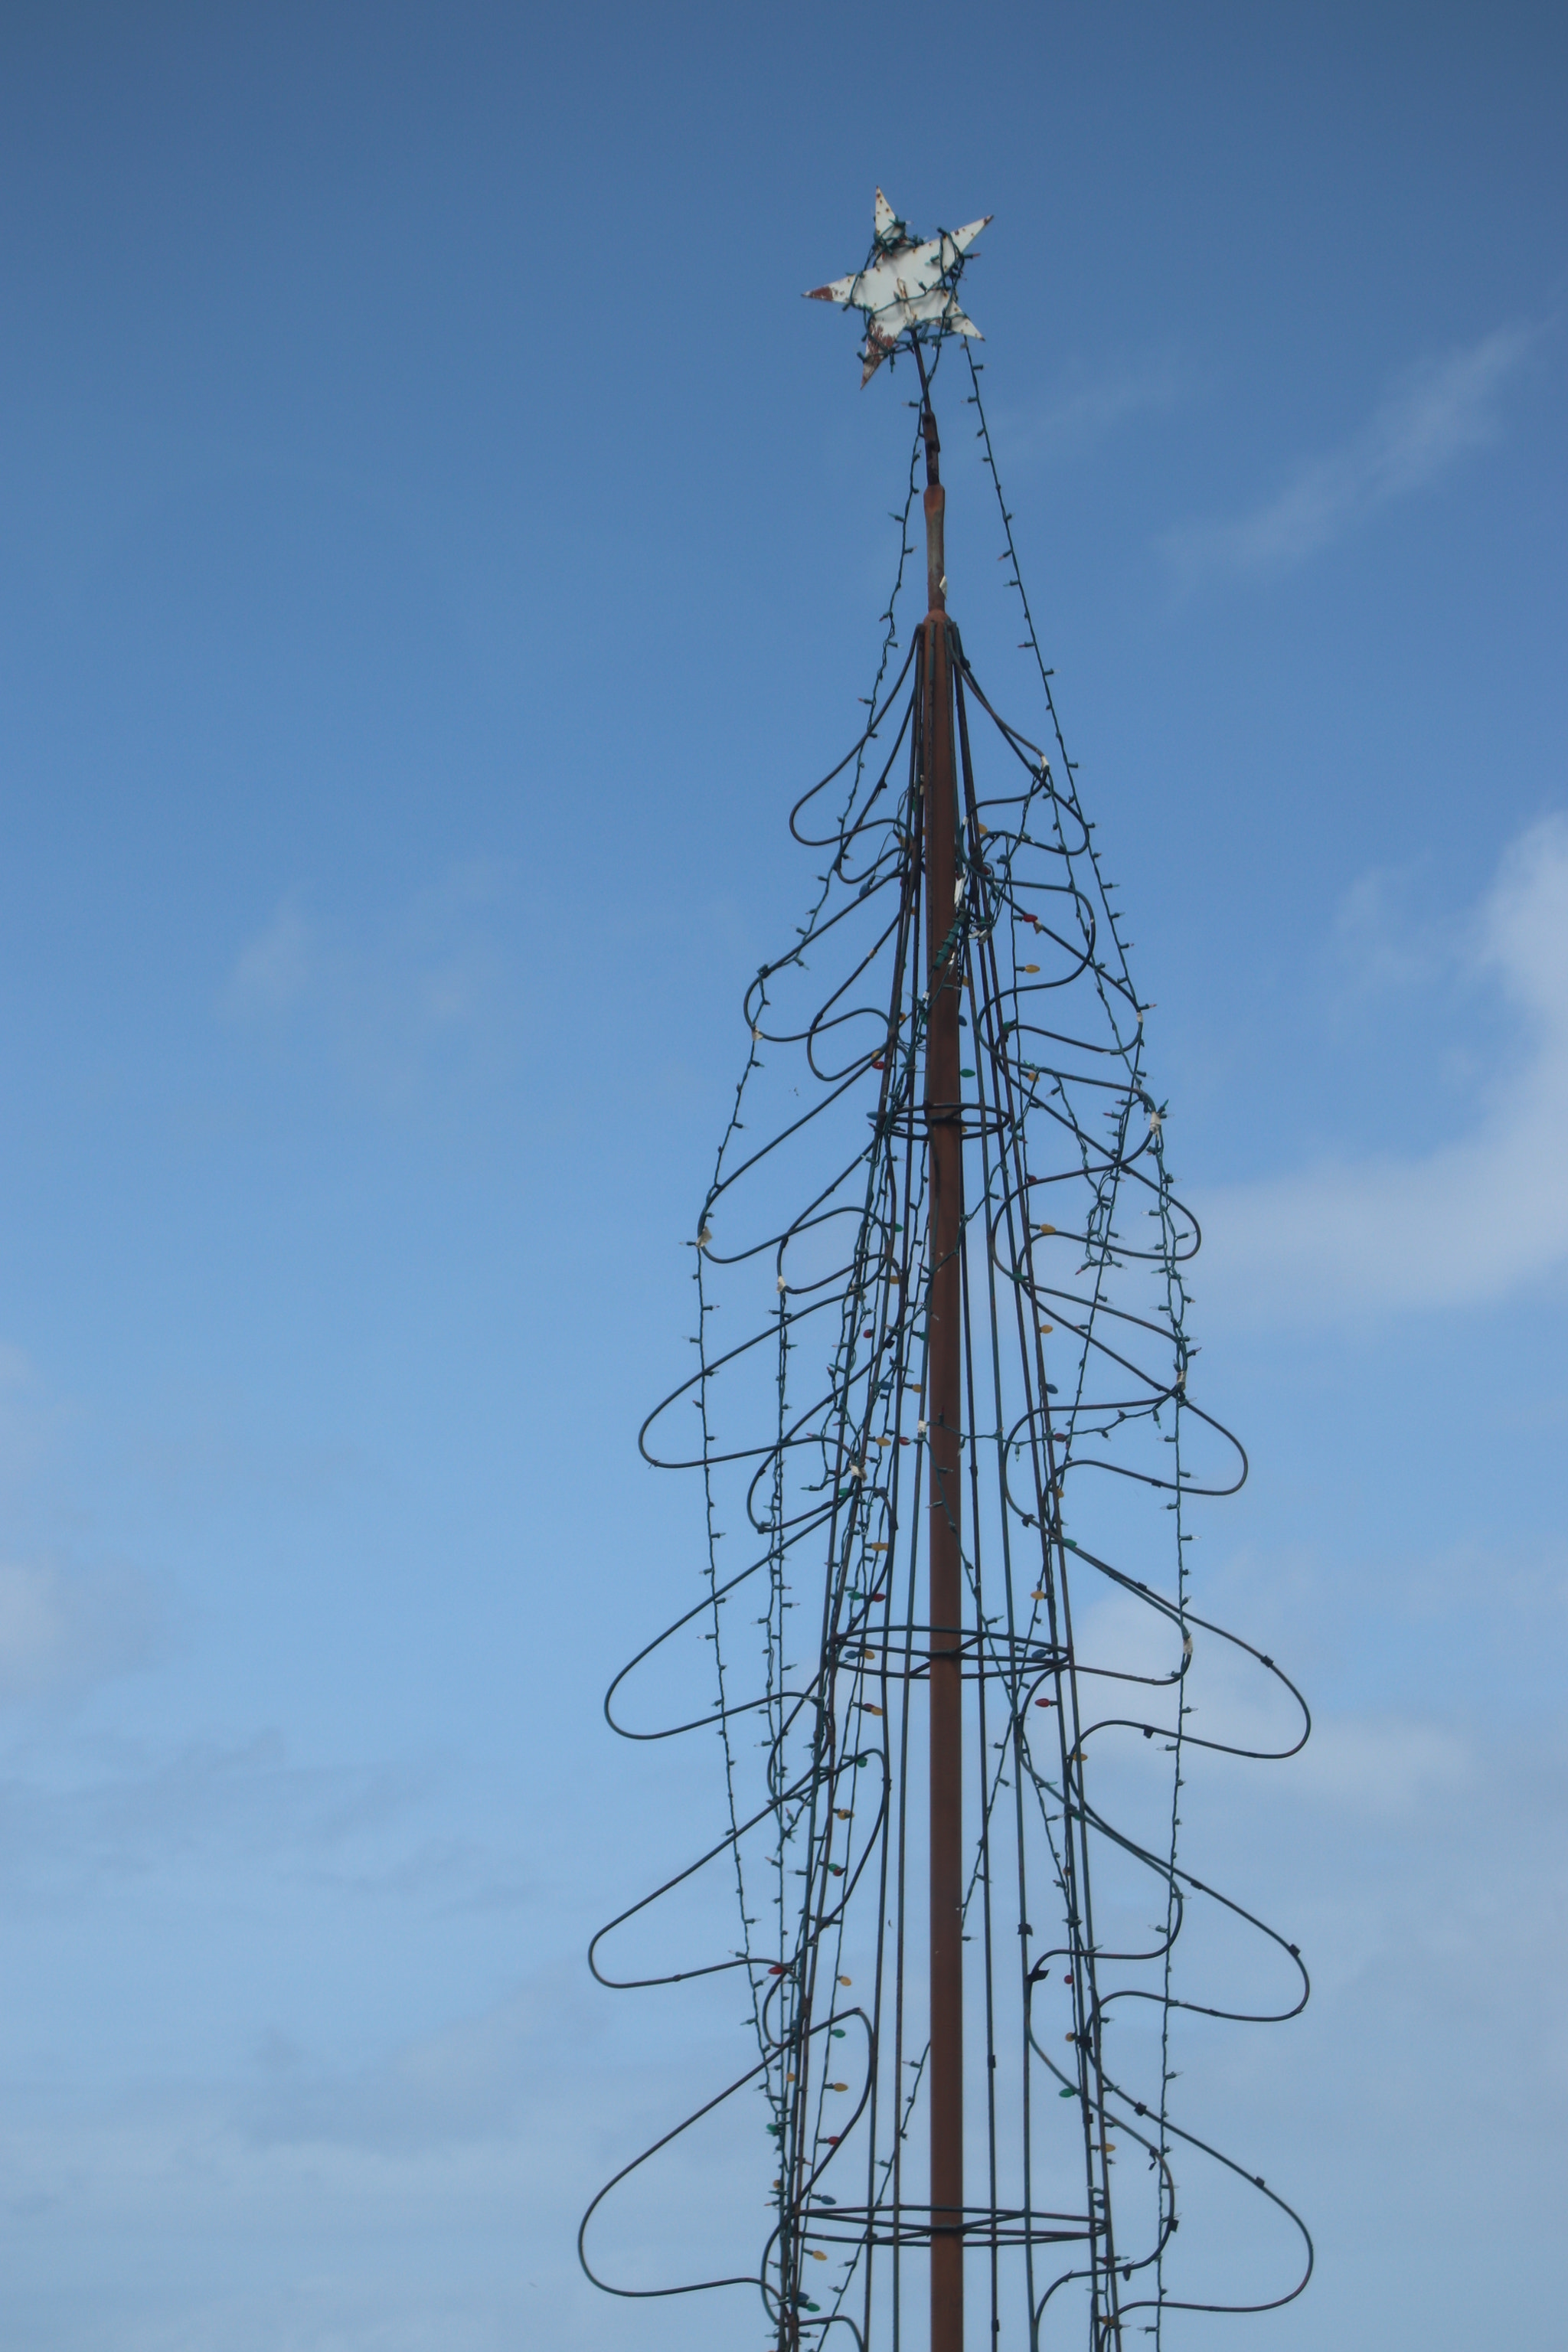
[806,189,991,384]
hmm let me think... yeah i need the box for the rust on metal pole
[920,378,965,2352]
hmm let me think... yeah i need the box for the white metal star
[806,189,991,385]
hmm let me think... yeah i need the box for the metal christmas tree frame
[583,191,1312,2352]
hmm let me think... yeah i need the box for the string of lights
[582,325,1312,2352]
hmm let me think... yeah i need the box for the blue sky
[0,2,1563,2345]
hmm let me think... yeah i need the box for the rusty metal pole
[920,382,965,2352]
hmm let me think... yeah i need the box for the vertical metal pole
[920,386,965,2352]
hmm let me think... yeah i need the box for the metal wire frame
[583,379,1312,2352]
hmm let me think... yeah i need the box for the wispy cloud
[992,350,1191,467]
[0,1733,423,1906]
[244,1980,562,2153]
[1326,858,1448,996]
[1165,322,1535,580]
[0,1557,162,1701]
[224,895,314,1014]
[0,1340,54,1494]
[1291,1716,1471,1818]
[1199,814,1568,1316]
[221,864,520,1098]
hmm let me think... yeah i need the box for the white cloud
[220,867,519,1097]
[1165,322,1534,579]
[224,896,314,1014]
[0,1559,161,1700]
[0,1733,433,1909]
[1198,815,1568,1315]
[1328,861,1446,995]
[997,350,1191,466]
[246,1982,557,2152]
[0,1341,51,1494]
[1290,1715,1470,1818]
[1070,1583,1469,1816]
